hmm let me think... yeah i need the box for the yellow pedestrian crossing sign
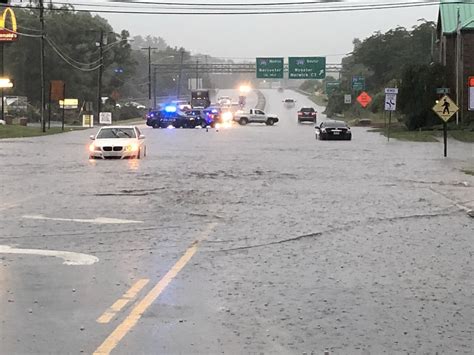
[432,95,459,122]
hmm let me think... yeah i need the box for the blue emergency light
[164,105,177,113]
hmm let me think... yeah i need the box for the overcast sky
[58,0,439,62]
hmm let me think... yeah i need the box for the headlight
[89,144,101,152]
[125,143,139,152]
[321,128,326,133]
[221,112,233,122]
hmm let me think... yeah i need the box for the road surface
[0,89,473,354]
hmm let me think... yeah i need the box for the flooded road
[0,89,473,354]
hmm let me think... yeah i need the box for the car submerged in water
[315,120,352,140]
[89,126,146,159]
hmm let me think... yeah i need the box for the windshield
[322,121,347,128]
[97,128,136,139]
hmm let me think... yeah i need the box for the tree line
[303,21,449,129]
[2,4,215,119]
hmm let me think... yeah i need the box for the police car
[146,105,187,128]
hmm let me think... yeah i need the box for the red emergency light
[469,76,474,87]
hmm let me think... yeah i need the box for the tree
[398,63,446,130]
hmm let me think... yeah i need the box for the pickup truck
[234,109,279,126]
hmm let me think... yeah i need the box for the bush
[370,92,385,113]
[117,106,143,120]
[324,91,344,118]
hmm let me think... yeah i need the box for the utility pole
[1,43,4,123]
[153,66,157,109]
[141,46,157,110]
[39,0,46,132]
[176,49,184,99]
[195,59,199,90]
[455,7,461,125]
[97,29,104,125]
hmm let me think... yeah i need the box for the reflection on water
[87,157,140,171]
[127,159,140,171]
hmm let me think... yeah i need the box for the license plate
[333,131,340,135]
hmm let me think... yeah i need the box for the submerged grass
[0,125,85,139]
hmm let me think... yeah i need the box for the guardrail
[292,88,313,96]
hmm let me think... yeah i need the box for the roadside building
[437,0,474,123]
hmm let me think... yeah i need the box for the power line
[47,37,103,66]
[106,0,347,6]
[46,37,103,71]
[9,1,445,15]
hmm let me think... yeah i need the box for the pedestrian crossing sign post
[431,95,459,158]
[432,95,458,122]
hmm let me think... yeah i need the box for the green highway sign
[288,57,326,79]
[325,81,340,95]
[352,76,365,91]
[256,57,284,79]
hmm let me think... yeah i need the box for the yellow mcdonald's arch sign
[0,7,18,42]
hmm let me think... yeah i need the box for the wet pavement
[0,89,473,354]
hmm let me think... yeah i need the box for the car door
[254,109,266,122]
[315,122,323,136]
[135,127,145,151]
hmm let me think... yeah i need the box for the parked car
[315,121,352,140]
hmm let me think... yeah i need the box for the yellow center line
[97,278,150,324]
[93,222,217,355]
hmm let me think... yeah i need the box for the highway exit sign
[288,57,326,79]
[256,58,284,79]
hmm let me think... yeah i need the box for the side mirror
[139,134,146,140]
[89,135,95,140]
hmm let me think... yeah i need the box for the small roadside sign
[469,87,474,111]
[384,93,397,111]
[356,91,372,108]
[469,77,474,111]
[432,95,459,122]
[82,114,94,128]
[344,94,352,104]
[59,98,78,110]
[99,112,112,125]
[436,88,450,94]
[384,88,398,94]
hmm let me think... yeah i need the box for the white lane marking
[0,245,99,265]
[22,215,143,224]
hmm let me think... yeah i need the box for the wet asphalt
[0,89,473,354]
